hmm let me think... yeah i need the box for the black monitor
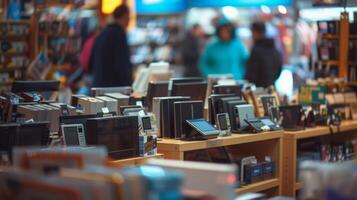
[0,122,50,160]
[171,82,207,101]
[59,114,97,135]
[146,81,169,111]
[279,105,304,131]
[86,116,139,159]
[169,77,204,96]
[213,85,242,97]
[11,80,60,93]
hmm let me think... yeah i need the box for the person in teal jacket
[199,17,248,80]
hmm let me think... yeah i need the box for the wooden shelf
[295,182,302,191]
[236,178,280,194]
[158,131,283,152]
[318,60,339,65]
[350,34,357,39]
[284,121,357,140]
[320,34,338,39]
[108,154,164,167]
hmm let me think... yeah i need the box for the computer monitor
[213,85,242,97]
[59,114,97,136]
[146,81,169,111]
[11,80,60,93]
[168,77,204,96]
[171,82,207,101]
[279,105,304,131]
[86,116,139,159]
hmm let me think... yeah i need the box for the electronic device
[0,122,50,160]
[279,105,305,131]
[11,80,60,93]
[91,86,132,96]
[86,116,139,159]
[59,114,97,138]
[244,118,269,133]
[260,95,279,117]
[146,159,237,200]
[216,113,231,136]
[119,105,142,115]
[235,104,255,132]
[95,96,118,114]
[168,77,204,96]
[160,96,191,138]
[260,117,282,131]
[185,119,220,140]
[171,82,207,101]
[240,156,257,184]
[139,115,153,134]
[77,97,105,115]
[223,99,247,132]
[244,163,263,184]
[146,81,169,111]
[208,94,235,124]
[213,85,242,97]
[173,101,204,140]
[132,62,171,94]
[61,124,86,146]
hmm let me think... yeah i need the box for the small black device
[140,116,152,132]
[174,100,204,140]
[213,85,242,97]
[260,117,282,131]
[61,124,86,146]
[223,99,247,132]
[86,116,139,159]
[244,118,267,133]
[146,81,169,111]
[11,80,60,93]
[216,113,231,136]
[279,105,305,131]
[171,82,207,101]
[119,105,142,115]
[185,119,220,140]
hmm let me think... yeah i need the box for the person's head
[251,21,266,41]
[113,4,130,28]
[216,17,235,42]
[190,24,203,37]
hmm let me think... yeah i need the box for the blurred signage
[101,0,123,15]
[188,0,293,7]
[135,0,187,14]
[298,84,327,105]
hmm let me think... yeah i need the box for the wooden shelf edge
[158,131,283,152]
[235,178,280,194]
[110,153,164,164]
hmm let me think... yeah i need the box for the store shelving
[282,121,357,197]
[158,131,283,196]
[108,154,164,168]
[236,178,280,194]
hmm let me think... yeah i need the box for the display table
[158,131,284,196]
[282,120,357,197]
[108,154,164,168]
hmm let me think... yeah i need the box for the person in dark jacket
[181,24,204,77]
[246,21,282,88]
[90,5,132,87]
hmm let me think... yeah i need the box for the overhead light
[278,5,287,15]
[261,5,271,14]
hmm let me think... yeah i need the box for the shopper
[246,21,283,88]
[181,24,204,77]
[89,5,132,87]
[199,17,248,80]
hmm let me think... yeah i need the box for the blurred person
[199,17,248,80]
[245,21,282,88]
[89,4,132,87]
[181,24,204,77]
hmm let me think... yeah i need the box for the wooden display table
[158,131,284,196]
[109,154,164,168]
[282,120,357,197]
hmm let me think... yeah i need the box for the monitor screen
[171,82,207,101]
[188,119,218,132]
[86,116,139,159]
[17,122,50,147]
[62,125,80,146]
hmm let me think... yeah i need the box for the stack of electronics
[184,147,276,187]
[208,88,281,134]
[0,147,238,200]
